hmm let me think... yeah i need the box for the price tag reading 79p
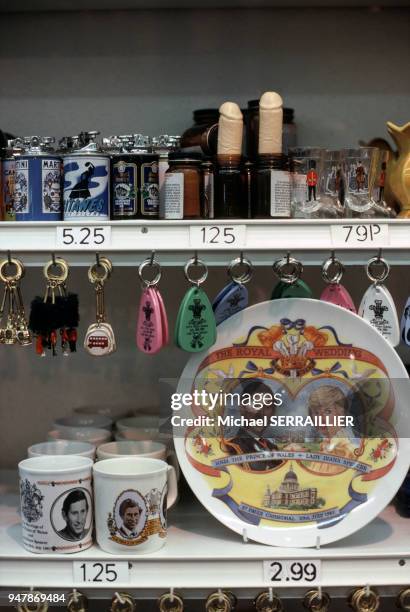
[331,223,389,247]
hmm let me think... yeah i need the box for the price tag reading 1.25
[73,561,129,584]
[56,226,112,249]
[331,223,389,247]
[190,225,247,248]
[263,560,321,585]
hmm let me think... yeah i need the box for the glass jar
[214,154,245,219]
[180,109,219,156]
[163,152,202,219]
[253,154,290,218]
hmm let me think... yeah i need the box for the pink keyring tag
[320,255,356,313]
[136,286,163,354]
[155,286,169,346]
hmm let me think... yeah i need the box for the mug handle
[166,448,180,481]
[166,465,178,509]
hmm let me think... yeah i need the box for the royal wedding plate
[174,299,410,547]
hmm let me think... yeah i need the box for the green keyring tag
[280,279,313,299]
[175,286,217,352]
[271,281,287,300]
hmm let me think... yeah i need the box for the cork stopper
[258,91,283,155]
[217,102,243,155]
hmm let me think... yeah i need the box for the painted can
[14,152,63,221]
[1,156,16,221]
[63,153,110,221]
[139,152,159,218]
[111,154,139,219]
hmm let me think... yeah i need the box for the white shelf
[1,0,407,12]
[1,219,410,266]
[1,472,409,597]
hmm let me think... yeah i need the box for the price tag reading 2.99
[190,225,247,248]
[56,226,112,249]
[73,561,129,584]
[263,560,321,585]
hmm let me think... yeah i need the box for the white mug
[96,441,180,481]
[18,455,94,554]
[115,416,159,441]
[48,427,111,447]
[53,414,113,431]
[93,457,178,554]
[28,441,95,460]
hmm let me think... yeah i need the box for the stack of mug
[19,407,178,555]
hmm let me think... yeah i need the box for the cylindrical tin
[63,152,110,221]
[1,156,16,221]
[14,147,63,221]
[138,152,159,218]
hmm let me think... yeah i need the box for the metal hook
[286,251,290,265]
[365,584,370,596]
[150,250,155,266]
[7,250,11,264]
[170,588,174,603]
[377,248,382,262]
[194,251,198,264]
[52,253,56,266]
[72,590,79,603]
[240,251,244,264]
[318,585,323,600]
[331,250,335,263]
[269,588,273,603]
[114,593,125,605]
[96,252,100,266]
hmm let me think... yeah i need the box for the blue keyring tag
[213,281,248,325]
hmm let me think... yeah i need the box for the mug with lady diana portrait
[93,457,178,554]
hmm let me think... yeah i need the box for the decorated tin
[13,137,62,221]
[63,131,110,221]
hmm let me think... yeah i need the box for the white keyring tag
[358,283,400,347]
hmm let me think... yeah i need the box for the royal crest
[20,479,44,523]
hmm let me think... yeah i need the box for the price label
[331,223,389,247]
[263,560,321,585]
[56,226,111,249]
[190,225,246,248]
[73,561,129,584]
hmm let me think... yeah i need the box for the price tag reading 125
[190,225,247,248]
[263,560,321,585]
[73,562,129,584]
[331,223,389,247]
[56,226,111,249]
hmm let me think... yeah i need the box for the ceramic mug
[18,455,94,554]
[28,440,95,460]
[115,416,159,441]
[48,427,111,447]
[93,457,177,554]
[53,414,113,431]
[96,441,180,480]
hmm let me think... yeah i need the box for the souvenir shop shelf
[0,472,409,595]
[2,219,410,267]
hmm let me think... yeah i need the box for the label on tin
[270,170,291,217]
[204,172,214,218]
[14,159,29,214]
[141,161,159,216]
[112,159,138,217]
[2,159,15,219]
[42,158,62,214]
[164,173,184,219]
[63,156,109,219]
[158,157,169,218]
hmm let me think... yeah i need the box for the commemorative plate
[174,299,410,547]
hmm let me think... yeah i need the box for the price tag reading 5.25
[190,225,246,248]
[331,223,389,247]
[56,226,111,249]
[73,561,129,584]
[263,560,321,585]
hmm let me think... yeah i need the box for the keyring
[110,593,136,612]
[322,256,344,285]
[303,589,331,611]
[138,259,162,287]
[228,256,253,285]
[349,588,380,611]
[43,257,69,283]
[184,257,208,286]
[158,592,184,612]
[273,256,303,285]
[254,591,283,612]
[0,257,24,283]
[205,591,232,612]
[397,588,410,611]
[366,256,390,284]
[67,591,88,612]
[88,259,111,284]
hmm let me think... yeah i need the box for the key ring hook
[110,593,136,612]
[322,254,344,285]
[138,256,162,287]
[366,254,389,284]
[397,588,410,610]
[158,591,184,612]
[0,257,24,283]
[303,589,331,611]
[88,256,112,284]
[16,592,48,612]
[349,587,380,612]
[228,255,253,285]
[273,255,303,285]
[205,592,232,612]
[254,591,283,612]
[184,256,208,287]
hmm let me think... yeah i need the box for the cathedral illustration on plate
[263,464,318,509]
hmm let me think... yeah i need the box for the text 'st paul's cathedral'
[263,465,318,509]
